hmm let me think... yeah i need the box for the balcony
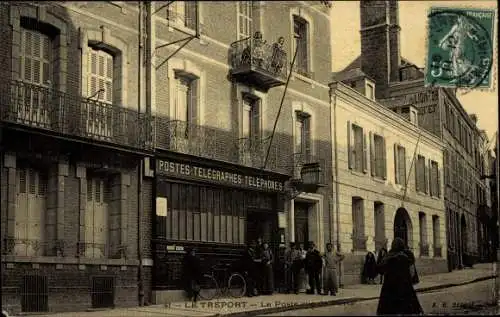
[0,80,153,151]
[154,118,236,163]
[229,36,287,92]
[237,136,278,170]
[292,153,326,192]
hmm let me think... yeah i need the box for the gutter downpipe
[137,0,145,307]
[330,82,342,287]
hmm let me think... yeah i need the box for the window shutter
[362,130,368,173]
[424,159,429,194]
[400,147,407,186]
[415,156,420,192]
[189,79,198,125]
[382,137,387,179]
[347,121,353,169]
[437,165,441,198]
[304,116,311,159]
[369,132,375,177]
[394,144,399,184]
[252,99,261,142]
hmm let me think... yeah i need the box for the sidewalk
[30,263,497,317]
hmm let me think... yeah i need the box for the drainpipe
[137,0,145,307]
[330,82,342,287]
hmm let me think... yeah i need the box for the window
[174,73,198,126]
[85,174,111,258]
[242,96,260,141]
[370,133,386,179]
[18,28,52,126]
[432,215,441,256]
[294,112,311,158]
[366,83,375,100]
[293,15,309,76]
[444,150,449,186]
[415,155,428,193]
[429,160,440,197]
[167,1,199,30]
[15,166,48,256]
[237,1,253,40]
[394,144,406,185]
[348,123,367,173]
[88,48,114,104]
[352,197,366,251]
[419,212,428,256]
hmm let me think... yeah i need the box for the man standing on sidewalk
[323,243,344,296]
[305,242,323,295]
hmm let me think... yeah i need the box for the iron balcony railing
[0,80,153,150]
[154,118,237,163]
[292,152,326,184]
[230,36,288,80]
[237,136,278,169]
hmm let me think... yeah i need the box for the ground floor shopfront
[151,153,291,303]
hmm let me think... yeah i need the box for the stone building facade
[329,81,447,285]
[335,0,490,272]
[0,2,154,314]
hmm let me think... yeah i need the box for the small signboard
[156,197,167,217]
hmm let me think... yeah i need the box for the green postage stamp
[425,7,496,90]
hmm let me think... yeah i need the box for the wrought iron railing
[237,136,278,169]
[352,234,367,251]
[0,80,153,150]
[292,153,326,184]
[77,242,109,259]
[419,243,430,256]
[154,118,237,162]
[434,245,442,257]
[230,36,288,79]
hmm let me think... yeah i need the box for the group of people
[183,236,424,315]
[284,242,344,296]
[362,247,388,284]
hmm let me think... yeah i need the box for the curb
[217,274,497,317]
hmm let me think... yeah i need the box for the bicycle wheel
[199,274,218,300]
[227,273,246,298]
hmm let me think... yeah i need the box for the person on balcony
[271,36,286,74]
[252,31,266,68]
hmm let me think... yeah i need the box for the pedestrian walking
[305,242,322,295]
[362,251,378,284]
[376,237,423,315]
[323,243,344,296]
[261,243,274,295]
[182,247,202,302]
[376,247,388,284]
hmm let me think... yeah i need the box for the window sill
[292,71,315,87]
[1,255,141,266]
[350,169,367,177]
[372,176,386,184]
[416,190,428,197]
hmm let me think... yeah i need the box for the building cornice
[330,81,444,151]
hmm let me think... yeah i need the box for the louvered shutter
[370,132,375,177]
[400,147,406,186]
[424,159,429,194]
[362,130,368,173]
[188,79,198,137]
[415,156,420,192]
[304,116,311,159]
[437,164,441,198]
[382,137,387,179]
[394,144,399,184]
[347,121,353,169]
[88,48,113,103]
[251,100,260,143]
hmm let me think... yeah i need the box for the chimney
[360,0,401,99]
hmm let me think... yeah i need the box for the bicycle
[199,262,246,300]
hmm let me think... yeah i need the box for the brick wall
[2,263,139,314]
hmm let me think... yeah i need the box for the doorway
[294,202,310,249]
[394,207,412,248]
[246,210,277,246]
[374,202,386,250]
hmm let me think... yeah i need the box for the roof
[332,55,422,82]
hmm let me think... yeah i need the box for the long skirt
[262,264,274,294]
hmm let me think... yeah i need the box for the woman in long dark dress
[376,247,388,284]
[182,247,202,302]
[362,252,378,284]
[376,238,423,315]
[261,243,274,295]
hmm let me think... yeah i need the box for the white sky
[330,0,498,142]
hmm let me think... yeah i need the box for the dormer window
[366,82,375,100]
